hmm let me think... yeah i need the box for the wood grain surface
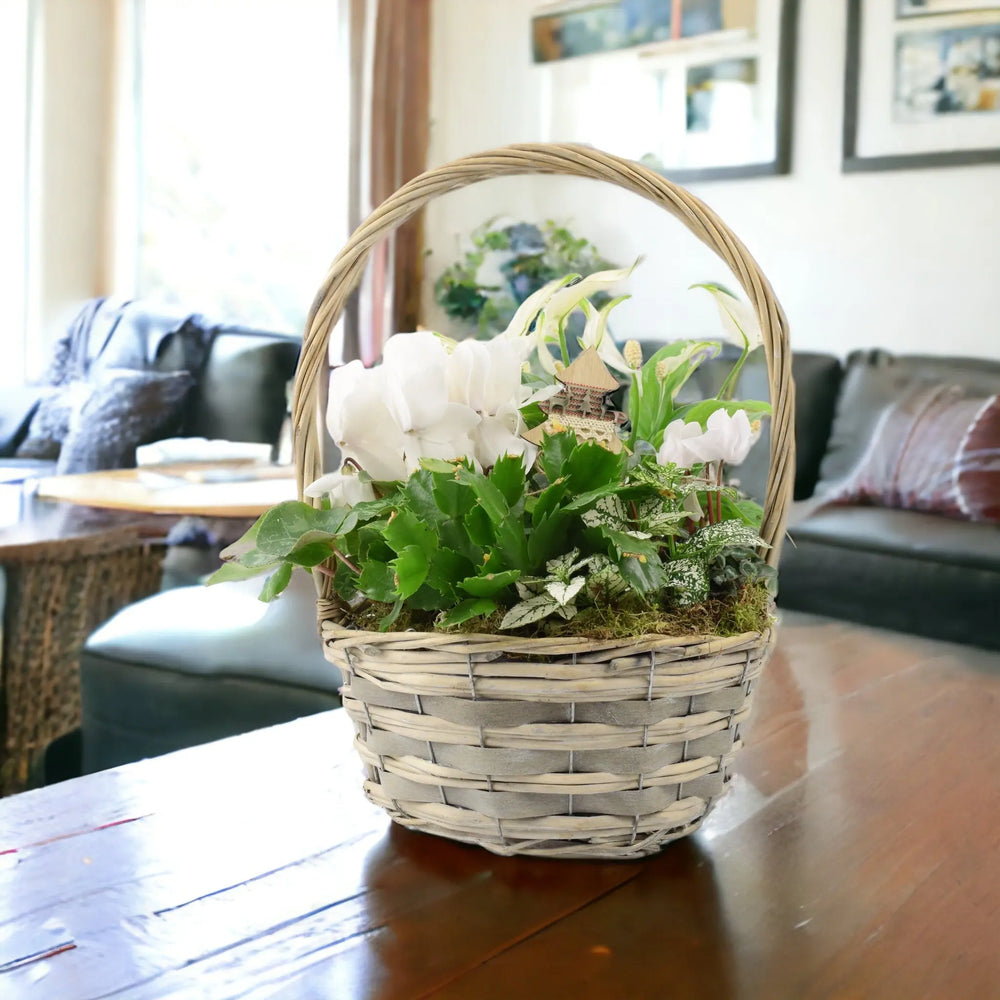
[1,611,997,999]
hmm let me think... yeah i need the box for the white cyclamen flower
[446,337,536,469]
[657,409,755,468]
[657,419,705,468]
[325,332,481,481]
[304,469,376,506]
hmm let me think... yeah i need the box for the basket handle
[293,142,794,566]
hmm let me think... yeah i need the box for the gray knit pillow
[56,369,194,474]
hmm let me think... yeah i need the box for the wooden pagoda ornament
[522,347,627,453]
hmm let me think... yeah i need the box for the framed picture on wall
[897,1,1000,17]
[534,0,799,182]
[844,0,1000,171]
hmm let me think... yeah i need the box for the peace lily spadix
[217,258,776,634]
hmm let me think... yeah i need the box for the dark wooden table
[1,612,998,999]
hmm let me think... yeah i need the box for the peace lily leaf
[391,545,430,599]
[598,528,660,562]
[438,597,498,629]
[259,562,293,603]
[690,282,763,351]
[676,398,772,426]
[618,551,667,595]
[459,569,522,598]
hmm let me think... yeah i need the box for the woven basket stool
[293,143,794,860]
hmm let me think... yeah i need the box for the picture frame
[534,0,799,182]
[843,0,1000,172]
[896,1,1000,18]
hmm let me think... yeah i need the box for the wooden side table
[0,528,164,795]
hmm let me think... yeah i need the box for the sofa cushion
[827,382,999,523]
[0,386,46,457]
[15,383,92,459]
[56,369,195,474]
[815,351,1000,495]
[180,326,300,445]
[80,573,340,772]
[779,506,1000,649]
[787,505,1000,573]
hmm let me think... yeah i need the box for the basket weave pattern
[295,144,793,859]
[1,533,163,795]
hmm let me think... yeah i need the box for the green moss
[340,581,773,639]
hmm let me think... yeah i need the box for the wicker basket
[294,143,793,859]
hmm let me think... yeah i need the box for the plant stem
[558,319,570,367]
[717,336,750,401]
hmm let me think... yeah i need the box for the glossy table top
[1,612,997,999]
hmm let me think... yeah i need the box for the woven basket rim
[321,621,774,650]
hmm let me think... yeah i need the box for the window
[130,0,349,333]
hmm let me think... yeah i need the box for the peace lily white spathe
[692,282,763,351]
[657,408,755,469]
[503,261,640,374]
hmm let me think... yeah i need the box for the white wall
[423,0,1000,360]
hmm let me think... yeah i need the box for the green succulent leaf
[459,569,522,597]
[438,597,497,628]
[391,545,430,599]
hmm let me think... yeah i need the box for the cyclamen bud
[623,340,643,370]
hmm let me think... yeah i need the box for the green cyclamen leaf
[255,502,353,558]
[206,560,277,586]
[358,561,397,603]
[258,562,293,602]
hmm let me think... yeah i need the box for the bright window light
[135,0,347,333]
